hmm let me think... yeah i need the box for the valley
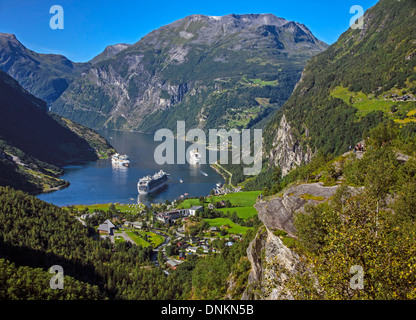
[1,0,416,303]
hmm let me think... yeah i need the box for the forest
[0,187,256,299]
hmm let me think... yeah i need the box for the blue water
[37,130,223,207]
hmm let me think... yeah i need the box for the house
[208,203,215,210]
[166,259,179,270]
[124,221,133,227]
[186,247,198,253]
[177,241,186,248]
[156,210,181,224]
[188,206,203,216]
[132,221,143,229]
[97,219,116,235]
[179,252,186,260]
[209,227,218,232]
[225,241,234,247]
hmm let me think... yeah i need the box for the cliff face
[269,114,313,177]
[243,226,299,300]
[243,182,346,299]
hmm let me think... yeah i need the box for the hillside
[226,0,416,190]
[51,14,327,132]
[0,33,88,104]
[239,0,416,300]
[266,0,416,160]
[0,69,115,194]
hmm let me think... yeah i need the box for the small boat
[189,148,201,165]
[179,179,183,183]
[111,153,130,167]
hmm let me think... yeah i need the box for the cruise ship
[138,170,169,194]
[111,153,130,167]
[189,148,201,164]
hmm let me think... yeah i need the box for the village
[68,189,261,273]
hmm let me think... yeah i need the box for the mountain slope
[52,14,327,132]
[0,33,88,104]
[0,69,114,194]
[265,0,416,173]
[89,43,132,65]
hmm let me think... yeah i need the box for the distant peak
[182,13,288,27]
[0,33,19,42]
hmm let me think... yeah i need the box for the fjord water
[37,130,223,207]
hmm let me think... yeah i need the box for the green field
[177,191,262,209]
[204,218,253,235]
[331,86,416,118]
[125,230,164,248]
[217,206,258,219]
[66,203,144,214]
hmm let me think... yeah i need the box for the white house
[188,206,203,216]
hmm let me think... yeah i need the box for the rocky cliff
[269,114,313,177]
[243,182,355,299]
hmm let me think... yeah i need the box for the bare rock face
[243,226,299,300]
[255,182,340,237]
[269,115,313,177]
[243,182,349,299]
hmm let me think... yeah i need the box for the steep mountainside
[265,0,416,172]
[52,14,327,132]
[0,33,88,104]
[0,70,114,194]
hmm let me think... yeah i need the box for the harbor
[37,129,224,207]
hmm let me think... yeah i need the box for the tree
[278,194,416,300]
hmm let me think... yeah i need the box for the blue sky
[0,0,378,62]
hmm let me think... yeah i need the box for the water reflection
[111,163,128,185]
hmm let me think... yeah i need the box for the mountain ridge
[50,13,327,132]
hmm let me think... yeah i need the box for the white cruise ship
[189,148,201,165]
[138,170,169,194]
[111,153,130,167]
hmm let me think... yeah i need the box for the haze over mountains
[0,13,327,133]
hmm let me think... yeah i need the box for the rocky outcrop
[243,182,362,299]
[242,226,300,300]
[269,115,313,177]
[255,182,340,237]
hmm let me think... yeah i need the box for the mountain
[241,0,416,300]
[89,43,132,65]
[51,14,327,132]
[0,33,88,104]
[262,0,416,178]
[0,69,115,194]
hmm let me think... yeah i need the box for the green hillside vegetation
[225,0,416,192]
[0,33,88,104]
[259,114,416,299]
[331,86,416,119]
[0,70,115,194]
[264,0,416,157]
